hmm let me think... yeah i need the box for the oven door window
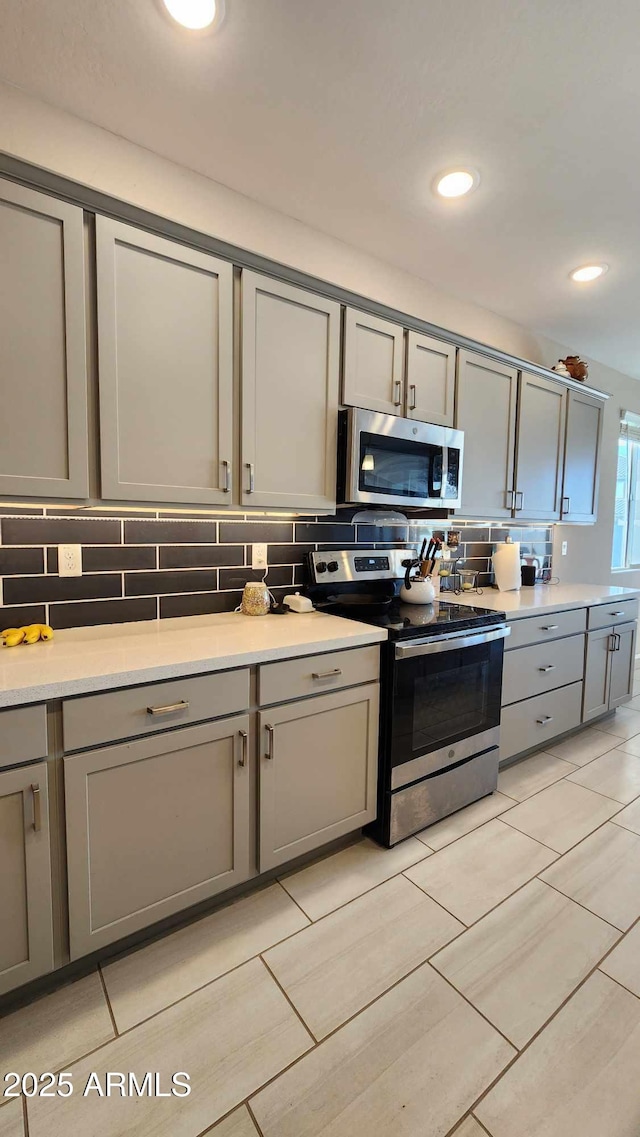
[359,431,444,500]
[390,639,503,768]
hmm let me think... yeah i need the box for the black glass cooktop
[321,598,507,640]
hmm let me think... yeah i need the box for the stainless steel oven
[338,407,465,509]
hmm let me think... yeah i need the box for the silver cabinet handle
[541,624,559,631]
[393,379,403,407]
[31,783,42,832]
[615,632,622,651]
[506,489,515,510]
[264,724,274,760]
[610,611,626,616]
[609,632,622,652]
[245,462,255,493]
[221,459,231,493]
[536,715,554,725]
[238,729,248,767]
[515,490,524,511]
[147,700,190,716]
[538,665,556,673]
[561,495,570,514]
[409,384,417,411]
[311,668,343,680]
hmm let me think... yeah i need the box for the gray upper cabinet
[456,350,518,518]
[561,389,603,523]
[0,762,54,995]
[405,331,456,426]
[241,272,341,510]
[342,308,405,416]
[515,373,567,521]
[96,218,234,505]
[0,179,88,499]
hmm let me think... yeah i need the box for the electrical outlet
[561,540,568,556]
[251,543,268,571]
[59,544,82,577]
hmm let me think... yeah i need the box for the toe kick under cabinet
[62,645,380,961]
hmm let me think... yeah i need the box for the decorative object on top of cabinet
[560,389,603,523]
[551,360,571,378]
[241,272,340,511]
[96,218,234,506]
[0,178,88,500]
[405,331,456,426]
[456,350,519,519]
[0,761,54,994]
[342,308,405,416]
[561,355,589,382]
[513,372,567,521]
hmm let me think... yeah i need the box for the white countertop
[452,582,640,619]
[0,611,387,710]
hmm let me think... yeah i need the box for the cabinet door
[259,684,379,871]
[583,627,612,722]
[456,350,518,518]
[65,716,251,959]
[406,332,456,426]
[515,373,567,520]
[96,218,233,505]
[609,622,637,709]
[0,179,88,499]
[561,390,603,523]
[342,308,405,416]
[241,272,340,510]
[0,763,53,995]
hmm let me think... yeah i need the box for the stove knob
[327,560,339,572]
[315,561,327,573]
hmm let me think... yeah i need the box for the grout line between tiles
[21,1093,30,1137]
[498,793,630,857]
[97,964,119,1038]
[245,1099,266,1137]
[258,955,319,1044]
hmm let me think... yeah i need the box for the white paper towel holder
[493,540,521,591]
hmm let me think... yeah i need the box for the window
[613,410,640,569]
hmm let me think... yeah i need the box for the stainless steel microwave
[337,407,465,509]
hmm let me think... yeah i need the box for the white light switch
[251,543,268,570]
[561,540,568,556]
[59,544,82,577]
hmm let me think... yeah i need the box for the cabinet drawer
[502,634,585,707]
[506,608,586,650]
[258,645,379,706]
[588,599,639,630]
[500,681,583,763]
[63,669,250,752]
[0,705,48,770]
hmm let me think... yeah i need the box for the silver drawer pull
[538,665,556,673]
[311,668,343,680]
[31,783,42,832]
[238,729,248,768]
[265,723,274,760]
[146,700,190,716]
[541,625,559,631]
[536,715,554,725]
[610,611,626,616]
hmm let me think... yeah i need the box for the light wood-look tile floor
[2,707,640,1137]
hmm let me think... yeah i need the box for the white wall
[2,79,640,586]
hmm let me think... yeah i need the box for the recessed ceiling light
[434,169,479,198]
[570,263,608,283]
[161,0,223,31]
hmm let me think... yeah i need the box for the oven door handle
[394,625,510,659]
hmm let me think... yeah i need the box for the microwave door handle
[440,445,449,500]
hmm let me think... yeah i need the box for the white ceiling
[1,0,639,376]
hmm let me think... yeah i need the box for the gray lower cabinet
[405,331,456,427]
[0,178,88,500]
[0,763,54,995]
[64,715,251,959]
[96,217,234,505]
[456,350,518,518]
[560,389,603,523]
[583,622,636,722]
[342,307,405,416]
[241,272,341,510]
[514,372,567,521]
[258,684,379,872]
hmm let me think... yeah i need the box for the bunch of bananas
[1,624,54,647]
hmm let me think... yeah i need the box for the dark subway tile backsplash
[0,509,554,631]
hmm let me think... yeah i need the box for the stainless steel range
[307,548,510,846]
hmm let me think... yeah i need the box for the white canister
[492,541,521,591]
[241,581,271,615]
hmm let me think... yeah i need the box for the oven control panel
[309,548,416,584]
